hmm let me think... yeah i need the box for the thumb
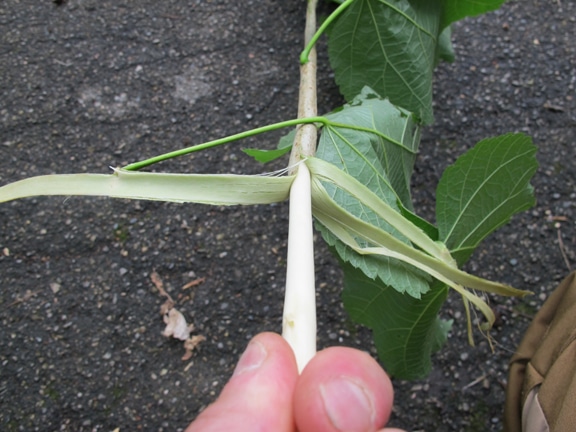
[185,332,299,432]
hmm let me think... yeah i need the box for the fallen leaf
[151,271,173,302]
[182,277,206,290]
[153,270,205,362]
[182,335,206,360]
[160,299,175,316]
[162,307,191,341]
[2,290,38,310]
[50,282,61,294]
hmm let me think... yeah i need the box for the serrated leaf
[308,155,530,318]
[436,133,538,265]
[327,0,442,124]
[315,90,430,294]
[441,0,507,28]
[319,87,420,212]
[0,170,294,205]
[314,198,431,298]
[341,262,449,379]
[309,158,430,298]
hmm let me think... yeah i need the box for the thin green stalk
[300,0,356,64]
[123,114,414,172]
[122,117,324,171]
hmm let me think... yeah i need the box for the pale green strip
[0,170,295,205]
[306,157,452,263]
[309,171,530,298]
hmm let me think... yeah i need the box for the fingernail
[233,339,267,376]
[320,376,375,432]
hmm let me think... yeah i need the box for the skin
[186,332,406,432]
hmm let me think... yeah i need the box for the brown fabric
[504,272,576,432]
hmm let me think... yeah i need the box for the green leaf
[308,156,530,300]
[398,203,439,241]
[441,0,507,28]
[327,0,442,124]
[436,133,538,265]
[278,128,297,150]
[315,90,430,295]
[436,25,454,64]
[319,87,420,210]
[0,170,294,205]
[341,261,449,379]
[242,146,292,163]
[313,197,431,299]
[242,127,296,163]
[430,315,453,353]
[309,159,429,298]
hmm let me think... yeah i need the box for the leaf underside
[316,88,429,297]
[326,0,509,123]
[327,0,441,124]
[315,122,537,378]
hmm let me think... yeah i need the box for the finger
[185,332,299,432]
[294,346,394,432]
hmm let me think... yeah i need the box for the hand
[185,332,405,432]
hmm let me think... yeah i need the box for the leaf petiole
[122,117,325,171]
[123,115,411,171]
[300,0,357,64]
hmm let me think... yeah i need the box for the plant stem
[283,162,317,373]
[122,110,411,171]
[300,0,356,64]
[283,0,319,373]
[288,2,319,167]
[123,118,323,171]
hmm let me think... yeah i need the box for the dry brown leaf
[182,277,206,290]
[160,298,175,316]
[162,307,192,341]
[2,290,38,310]
[153,270,206,362]
[151,271,174,302]
[182,335,206,361]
